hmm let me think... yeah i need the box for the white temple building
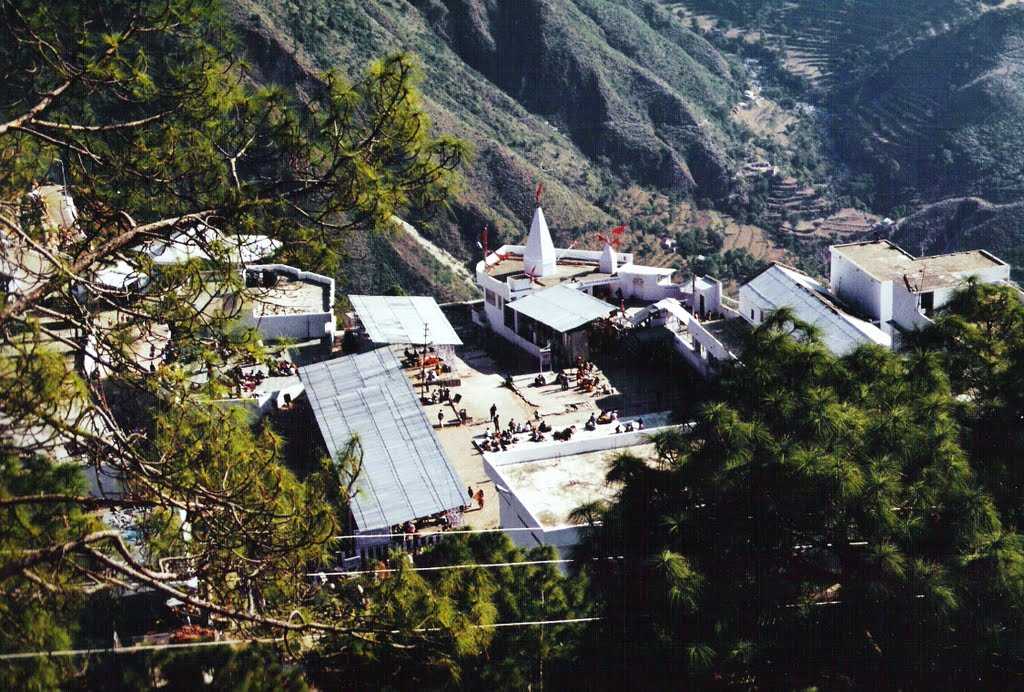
[475,203,684,368]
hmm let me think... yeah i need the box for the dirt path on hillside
[392,216,478,295]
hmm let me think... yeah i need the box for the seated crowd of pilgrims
[403,346,453,373]
[532,358,612,395]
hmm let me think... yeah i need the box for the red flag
[535,182,544,205]
[611,225,626,236]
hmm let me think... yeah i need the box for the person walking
[489,403,497,420]
[493,414,500,432]
[437,409,444,427]
[475,488,485,510]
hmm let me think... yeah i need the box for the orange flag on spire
[535,182,544,205]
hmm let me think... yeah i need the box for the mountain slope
[229,0,748,295]
[892,197,1024,278]
[836,5,1024,208]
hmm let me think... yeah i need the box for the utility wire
[331,524,599,540]
[308,556,623,577]
[0,618,603,661]
[0,638,283,661]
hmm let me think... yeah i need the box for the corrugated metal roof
[349,295,462,346]
[743,265,890,355]
[508,284,615,333]
[299,349,465,532]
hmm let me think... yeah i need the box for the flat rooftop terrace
[403,337,682,531]
[498,443,656,528]
[703,317,751,355]
[250,279,327,316]
[487,254,612,288]
[834,240,1006,289]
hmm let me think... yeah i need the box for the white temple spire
[524,206,556,278]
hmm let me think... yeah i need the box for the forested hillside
[836,6,1024,210]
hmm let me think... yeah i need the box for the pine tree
[0,0,469,681]
[574,305,1024,688]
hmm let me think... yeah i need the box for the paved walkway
[419,352,660,530]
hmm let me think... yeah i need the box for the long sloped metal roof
[743,265,890,355]
[299,348,465,532]
[349,295,462,346]
[509,284,615,333]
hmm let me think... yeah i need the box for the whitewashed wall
[830,251,887,323]
[243,311,334,341]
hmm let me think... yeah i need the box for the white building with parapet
[829,240,1010,348]
[483,422,680,555]
[236,264,336,343]
[662,239,1013,378]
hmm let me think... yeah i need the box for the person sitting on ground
[534,373,546,387]
[615,424,622,434]
[534,409,542,421]
[624,422,635,432]
[539,420,551,433]
[610,410,619,422]
[597,410,612,425]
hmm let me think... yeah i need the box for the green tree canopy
[574,306,1024,688]
[0,0,468,683]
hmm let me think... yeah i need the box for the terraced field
[667,0,980,95]
[721,221,786,263]
[839,6,1024,202]
[615,186,791,267]
[788,208,881,242]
